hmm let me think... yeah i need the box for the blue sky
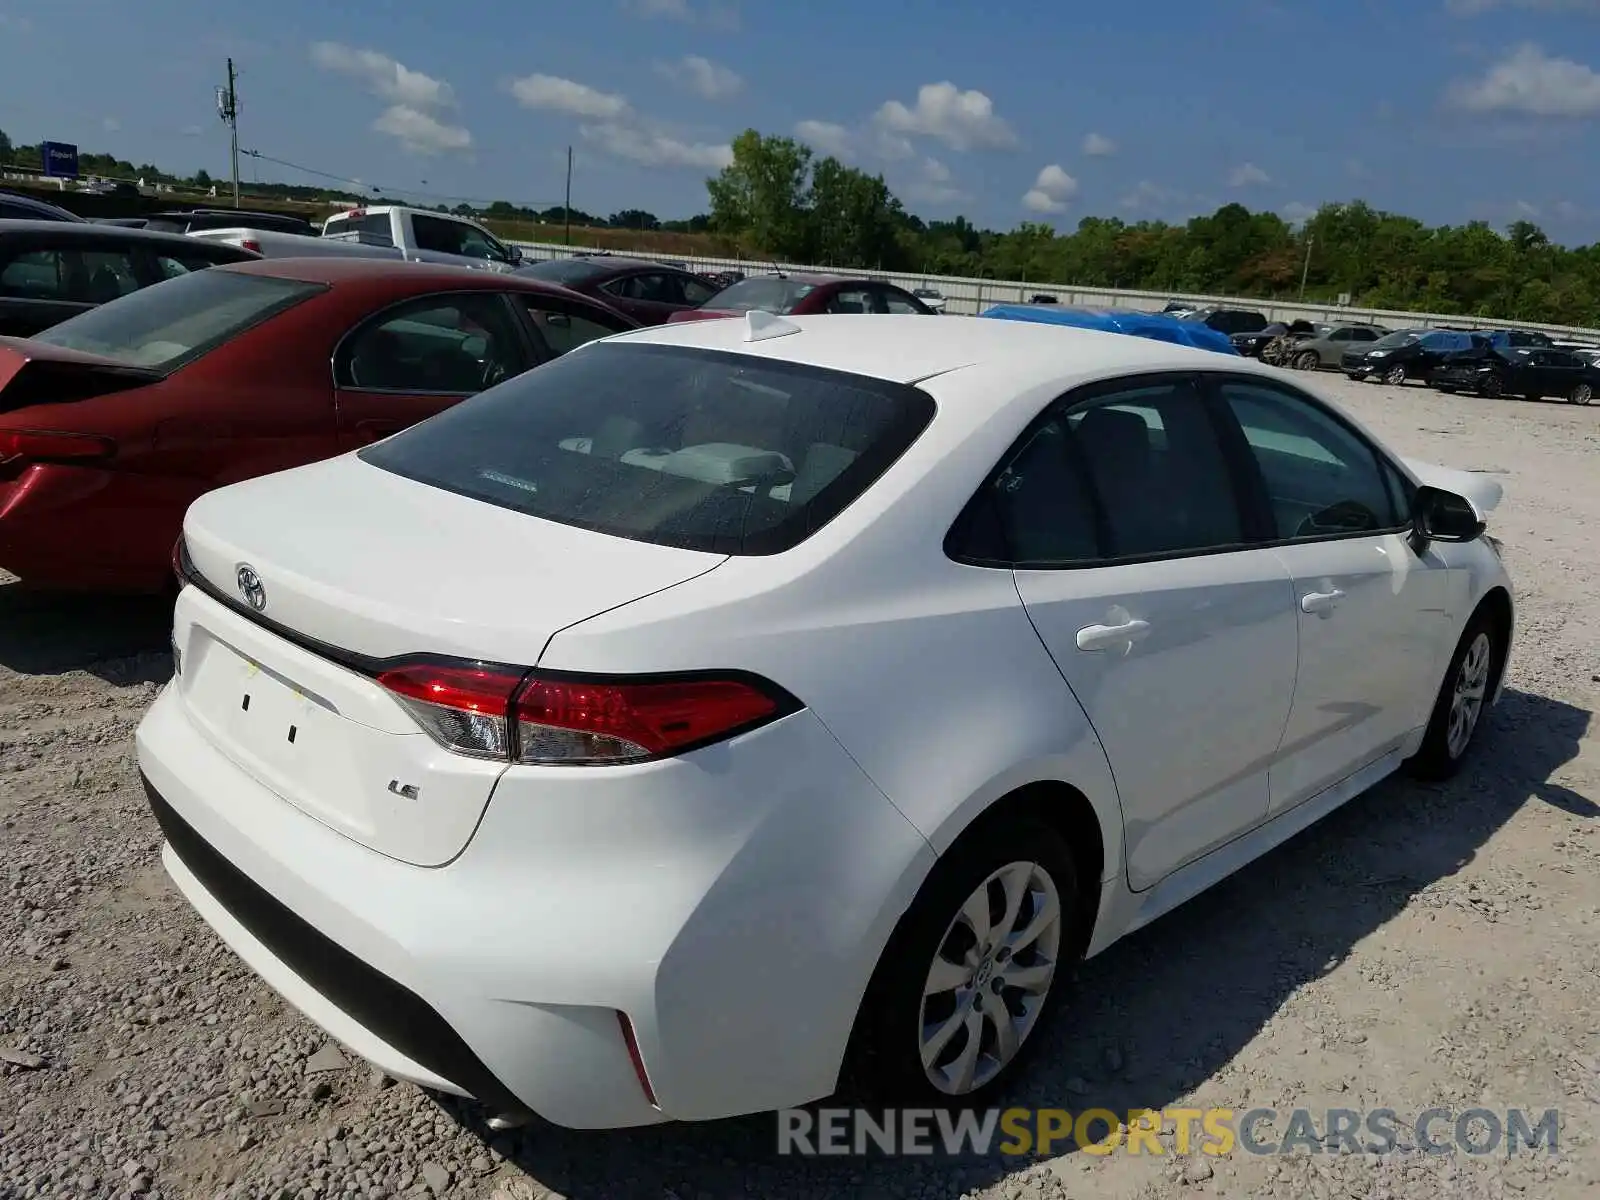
[5,0,1600,241]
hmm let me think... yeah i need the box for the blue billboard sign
[41,142,79,179]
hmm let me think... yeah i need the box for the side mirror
[509,246,524,265]
[1411,484,1485,546]
[544,312,571,328]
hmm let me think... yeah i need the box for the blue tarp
[978,304,1240,356]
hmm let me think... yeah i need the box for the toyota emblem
[236,564,267,612]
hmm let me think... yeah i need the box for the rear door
[1531,349,1582,398]
[598,271,690,324]
[993,372,1298,890]
[332,291,538,449]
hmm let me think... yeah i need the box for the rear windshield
[702,277,817,314]
[515,257,613,285]
[359,341,937,555]
[1371,331,1421,350]
[31,269,325,371]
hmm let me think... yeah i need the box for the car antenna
[744,310,801,342]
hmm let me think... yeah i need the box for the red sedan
[667,271,937,322]
[0,258,637,592]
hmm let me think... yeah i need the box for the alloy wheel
[1572,383,1593,405]
[1447,632,1492,760]
[1384,365,1407,386]
[918,861,1062,1095]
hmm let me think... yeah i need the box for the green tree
[609,208,660,231]
[0,128,12,165]
[705,129,813,258]
[807,158,905,268]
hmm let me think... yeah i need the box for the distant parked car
[0,189,85,222]
[702,269,744,291]
[1430,345,1598,403]
[911,286,947,313]
[514,255,723,325]
[0,258,637,591]
[1279,322,1390,371]
[1029,294,1060,305]
[1231,321,1290,359]
[143,209,319,238]
[1185,307,1269,336]
[1343,329,1487,386]
[0,219,258,339]
[667,272,937,322]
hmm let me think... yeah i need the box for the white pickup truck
[185,205,526,272]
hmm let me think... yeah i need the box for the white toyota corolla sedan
[137,311,1513,1130]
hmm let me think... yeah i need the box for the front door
[1207,375,1453,814]
[332,291,536,449]
[996,374,1299,890]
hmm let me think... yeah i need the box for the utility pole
[216,59,240,208]
[1299,233,1314,301]
[564,146,573,246]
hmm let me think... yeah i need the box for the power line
[239,148,569,211]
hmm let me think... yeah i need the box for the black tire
[1406,610,1503,782]
[1570,382,1593,405]
[1293,350,1320,371]
[1437,385,1456,394]
[844,812,1081,1109]
[1480,374,1503,398]
[1346,372,1366,382]
[1383,364,1407,386]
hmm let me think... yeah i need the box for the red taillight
[0,430,116,464]
[375,660,527,760]
[513,674,785,764]
[240,238,262,254]
[374,659,795,765]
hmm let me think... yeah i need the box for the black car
[140,208,319,237]
[1186,306,1269,336]
[0,189,85,222]
[514,255,723,325]
[1342,328,1488,385]
[0,220,260,338]
[1430,345,1598,403]
[1230,320,1291,358]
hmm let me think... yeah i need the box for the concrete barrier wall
[509,239,1600,342]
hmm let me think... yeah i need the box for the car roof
[213,255,617,302]
[608,311,1255,387]
[0,219,252,248]
[0,190,83,220]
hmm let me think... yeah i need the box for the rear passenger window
[338,294,526,393]
[960,378,1247,565]
[0,250,68,300]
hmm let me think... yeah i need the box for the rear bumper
[136,677,936,1128]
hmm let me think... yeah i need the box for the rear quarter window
[358,342,936,555]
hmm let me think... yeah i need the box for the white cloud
[1021,163,1078,214]
[1120,180,1188,213]
[873,82,1018,152]
[1082,131,1117,156]
[310,42,455,109]
[1281,201,1316,225]
[0,12,34,30]
[508,71,731,170]
[581,121,733,169]
[794,120,855,158]
[310,42,470,155]
[102,117,121,133]
[656,55,743,100]
[900,157,967,206]
[1445,43,1600,115]
[1445,0,1600,14]
[624,0,740,29]
[373,105,472,154]
[1228,161,1272,187]
[508,73,630,120]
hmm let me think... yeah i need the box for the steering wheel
[480,358,509,390]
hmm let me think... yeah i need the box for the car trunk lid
[176,453,727,865]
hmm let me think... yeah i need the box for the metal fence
[508,238,1600,343]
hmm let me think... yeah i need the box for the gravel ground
[2,372,1598,1200]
